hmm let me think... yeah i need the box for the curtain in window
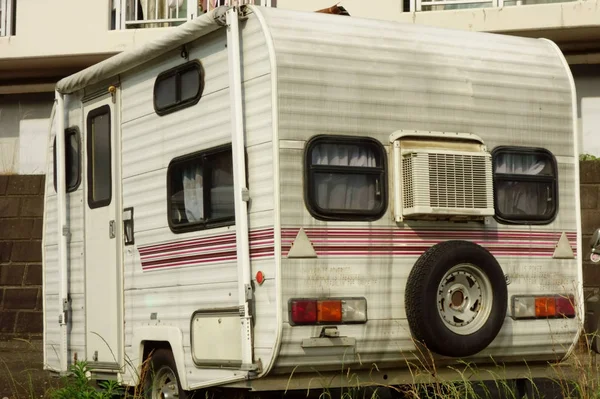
[495,154,550,217]
[182,164,204,222]
[312,144,378,211]
[210,154,234,219]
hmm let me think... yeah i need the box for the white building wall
[0,93,53,174]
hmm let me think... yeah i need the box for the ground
[0,339,57,399]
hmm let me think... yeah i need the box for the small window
[53,127,81,193]
[168,145,235,233]
[87,105,112,209]
[304,136,387,221]
[154,61,204,116]
[492,147,558,224]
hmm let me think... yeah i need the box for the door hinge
[244,283,253,301]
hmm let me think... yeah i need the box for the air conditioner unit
[390,131,496,222]
[400,148,494,219]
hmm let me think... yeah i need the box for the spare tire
[405,240,507,357]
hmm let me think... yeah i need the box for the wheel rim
[436,263,493,335]
[152,366,180,399]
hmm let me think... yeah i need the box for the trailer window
[87,106,112,208]
[154,61,204,116]
[305,136,387,221]
[492,147,558,224]
[53,127,81,193]
[168,145,235,232]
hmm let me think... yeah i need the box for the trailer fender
[405,240,508,358]
[131,326,188,389]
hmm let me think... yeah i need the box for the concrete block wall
[581,161,600,291]
[0,175,44,340]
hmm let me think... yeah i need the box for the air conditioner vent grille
[401,150,494,218]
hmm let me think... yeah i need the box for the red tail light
[290,300,317,324]
[556,295,575,317]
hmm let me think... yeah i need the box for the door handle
[109,220,116,239]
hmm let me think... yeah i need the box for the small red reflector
[290,300,317,324]
[256,271,265,285]
[535,297,556,317]
[317,300,342,322]
[556,296,576,318]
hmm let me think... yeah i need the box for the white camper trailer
[43,4,583,396]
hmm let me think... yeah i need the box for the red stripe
[139,227,577,272]
[281,230,575,239]
[141,247,275,271]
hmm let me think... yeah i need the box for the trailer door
[83,91,123,371]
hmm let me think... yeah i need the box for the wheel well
[142,340,172,364]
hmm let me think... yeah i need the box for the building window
[53,127,81,193]
[87,105,112,209]
[154,61,204,116]
[492,147,558,224]
[168,145,235,233]
[304,136,387,221]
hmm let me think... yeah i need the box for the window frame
[167,144,236,234]
[53,127,81,193]
[153,60,204,116]
[304,135,388,221]
[491,146,559,225]
[86,105,112,209]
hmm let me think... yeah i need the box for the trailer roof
[55,6,229,95]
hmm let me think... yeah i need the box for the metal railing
[411,0,576,11]
[112,0,272,30]
[0,0,13,37]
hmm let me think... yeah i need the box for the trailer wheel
[144,348,188,399]
[405,240,507,358]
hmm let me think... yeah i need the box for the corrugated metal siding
[120,15,277,387]
[263,8,572,155]
[255,7,579,372]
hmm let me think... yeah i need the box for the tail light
[289,297,367,325]
[513,295,575,319]
[556,296,576,317]
[290,300,317,324]
[535,297,556,317]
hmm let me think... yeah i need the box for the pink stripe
[307,251,558,257]
[142,243,239,261]
[139,235,236,255]
[142,255,238,270]
[139,226,576,272]
[281,228,575,237]
[139,229,274,255]
[298,238,563,246]
[141,249,275,271]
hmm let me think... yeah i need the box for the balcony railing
[410,0,576,11]
[111,0,273,30]
[0,0,14,37]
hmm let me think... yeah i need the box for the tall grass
[20,348,600,399]
[12,317,600,399]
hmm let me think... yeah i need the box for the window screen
[154,61,204,116]
[87,106,112,208]
[492,147,558,224]
[305,136,387,221]
[168,145,235,232]
[53,127,81,193]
